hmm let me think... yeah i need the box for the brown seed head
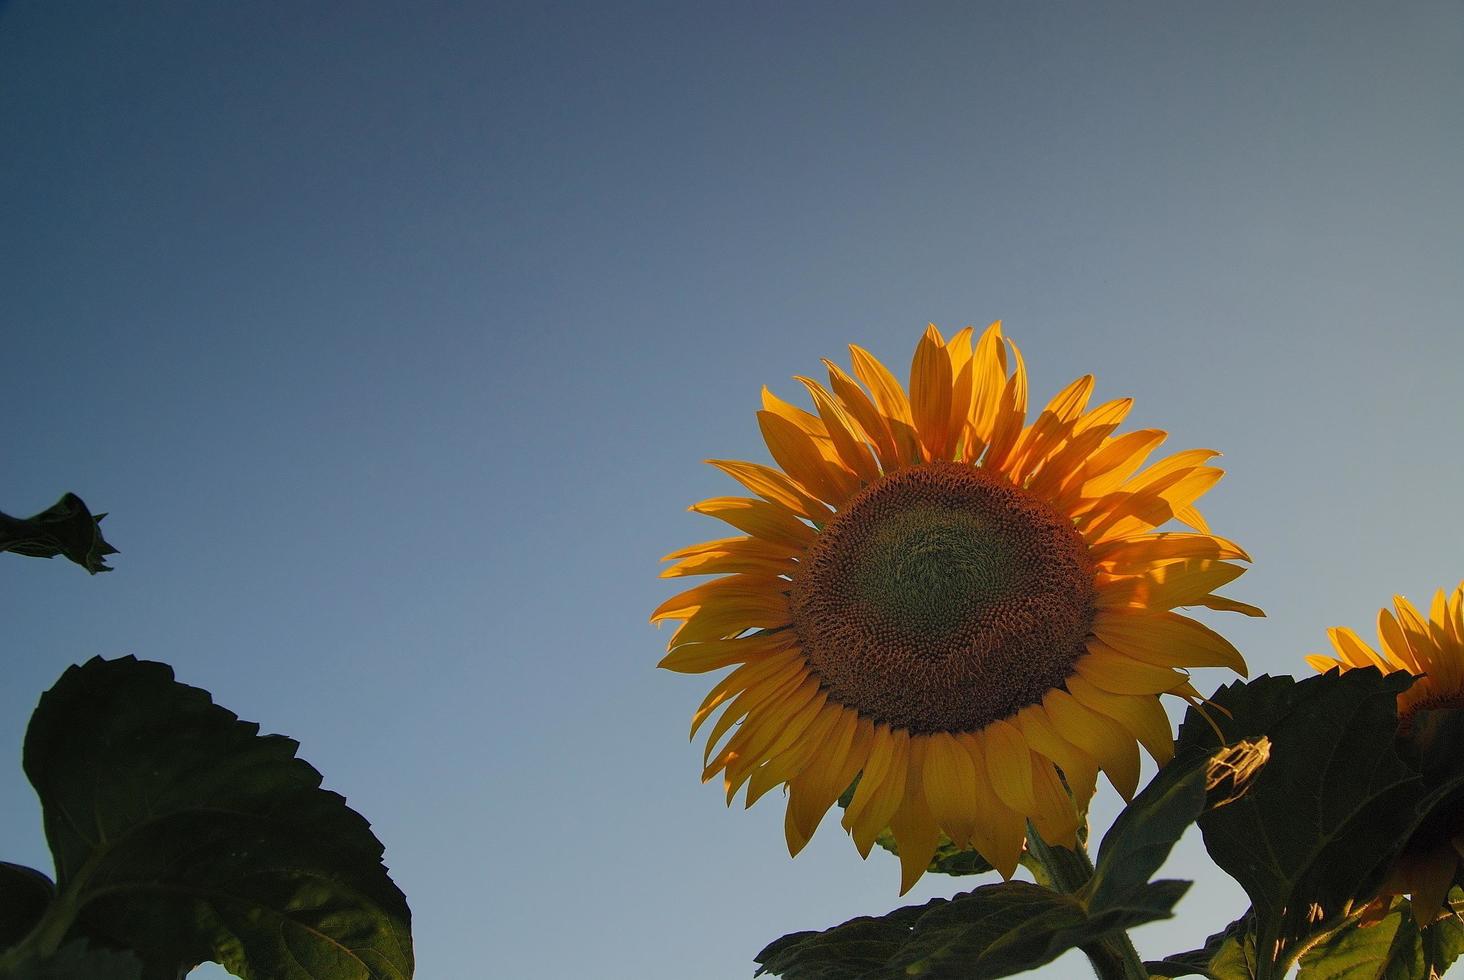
[789,461,1096,734]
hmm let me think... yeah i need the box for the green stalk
[1024,823,1150,980]
[0,883,81,972]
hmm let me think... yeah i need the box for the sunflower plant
[0,497,414,980]
[654,325,1464,980]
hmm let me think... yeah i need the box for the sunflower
[654,323,1257,893]
[1306,580,1464,923]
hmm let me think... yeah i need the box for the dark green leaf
[0,864,54,951]
[1084,743,1262,911]
[754,878,1188,979]
[2,940,143,980]
[0,494,118,574]
[1175,669,1427,967]
[1419,893,1464,975]
[1298,903,1421,980]
[23,656,413,980]
[1295,894,1464,980]
[1147,914,1257,979]
[757,743,1272,979]
[755,899,941,980]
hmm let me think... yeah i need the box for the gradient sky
[3,3,1462,978]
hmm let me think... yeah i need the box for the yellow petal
[842,722,897,829]
[910,325,954,461]
[824,359,901,472]
[704,676,791,780]
[761,385,828,440]
[921,731,979,850]
[1427,588,1454,650]
[1445,584,1464,647]
[887,738,942,893]
[701,664,809,767]
[847,728,909,857]
[1008,374,1094,483]
[1044,689,1140,800]
[1122,448,1222,494]
[980,339,1028,473]
[689,496,815,550]
[706,459,832,523]
[1091,609,1248,674]
[745,702,843,806]
[689,649,803,738]
[1328,626,1386,670]
[662,534,801,563]
[1082,467,1225,544]
[1090,531,1251,568]
[1377,608,1422,673]
[1060,429,1167,506]
[1073,648,1189,695]
[1393,596,1435,674]
[715,678,825,795]
[850,344,922,466]
[967,321,1008,452]
[663,591,791,648]
[659,531,801,579]
[795,377,882,485]
[1028,755,1081,848]
[1173,503,1210,534]
[660,549,795,579]
[1066,676,1175,766]
[651,573,787,623]
[1014,703,1098,813]
[1096,558,1247,612]
[1025,401,1130,498]
[657,629,798,673]
[758,410,860,506]
[943,327,977,455]
[784,709,863,855]
[959,732,1025,878]
[1190,593,1266,618]
[981,720,1038,815]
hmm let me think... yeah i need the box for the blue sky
[2,2,1462,977]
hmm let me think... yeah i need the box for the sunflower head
[1307,580,1464,922]
[655,323,1257,892]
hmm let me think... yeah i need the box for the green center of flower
[790,461,1096,734]
[850,505,1024,635]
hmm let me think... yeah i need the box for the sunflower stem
[1024,823,1149,980]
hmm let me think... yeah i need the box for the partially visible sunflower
[654,323,1258,892]
[1306,580,1464,923]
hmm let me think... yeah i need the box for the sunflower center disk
[790,461,1097,735]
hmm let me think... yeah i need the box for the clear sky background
[2,3,1462,978]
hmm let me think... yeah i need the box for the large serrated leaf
[1083,743,1256,911]
[1297,894,1464,980]
[754,879,1189,980]
[3,940,142,980]
[756,744,1251,979]
[754,899,941,980]
[22,656,413,980]
[1175,669,1428,971]
[1147,914,1258,980]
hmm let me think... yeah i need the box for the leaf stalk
[1024,824,1149,980]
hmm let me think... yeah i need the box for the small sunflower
[654,323,1257,892]
[1306,580,1464,923]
